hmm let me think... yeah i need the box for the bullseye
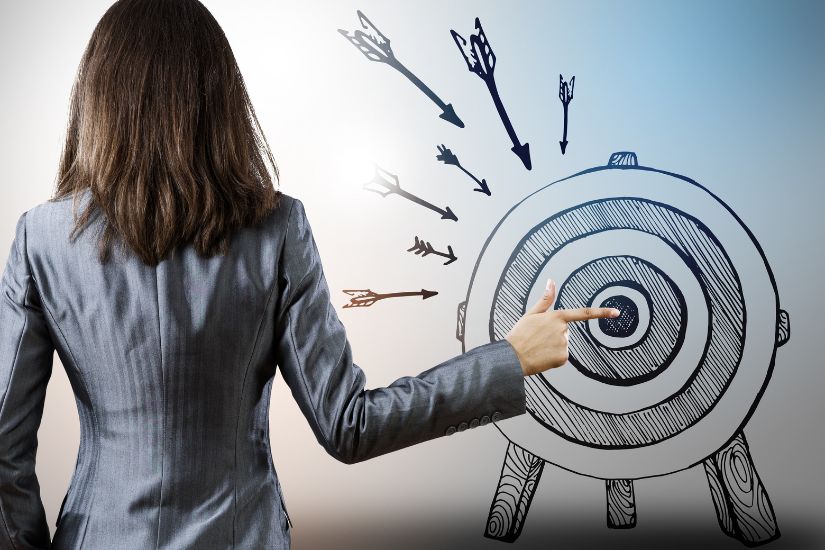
[599,295,638,337]
[583,281,653,353]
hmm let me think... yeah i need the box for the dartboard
[458,153,783,480]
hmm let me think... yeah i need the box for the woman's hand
[505,278,620,376]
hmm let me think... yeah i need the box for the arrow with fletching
[436,144,491,195]
[363,164,458,221]
[450,18,531,170]
[407,236,458,265]
[559,74,574,154]
[339,10,464,128]
[342,288,438,308]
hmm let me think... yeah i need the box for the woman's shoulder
[20,189,97,237]
[20,193,81,232]
[25,188,90,219]
[264,191,311,230]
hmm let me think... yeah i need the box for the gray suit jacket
[0,190,526,549]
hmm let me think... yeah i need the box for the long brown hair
[52,0,281,266]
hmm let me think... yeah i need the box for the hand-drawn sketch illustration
[436,144,491,196]
[456,152,790,546]
[363,164,458,221]
[343,288,438,308]
[407,235,458,266]
[558,74,574,154]
[451,18,532,170]
[339,10,464,128]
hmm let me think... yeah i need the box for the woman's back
[21,188,294,549]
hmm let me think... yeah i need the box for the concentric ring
[587,283,650,349]
[556,256,687,386]
[490,197,745,449]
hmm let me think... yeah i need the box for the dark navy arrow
[559,74,574,154]
[451,18,531,170]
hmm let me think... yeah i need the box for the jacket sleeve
[274,198,526,465]
[0,211,54,550]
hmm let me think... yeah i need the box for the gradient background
[1,1,824,549]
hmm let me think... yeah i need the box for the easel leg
[484,441,545,542]
[606,479,637,528]
[702,431,780,546]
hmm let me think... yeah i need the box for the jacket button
[457,421,468,432]
[469,418,479,429]
[491,411,503,422]
[480,415,491,426]
[445,425,456,436]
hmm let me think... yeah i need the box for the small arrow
[363,164,458,222]
[339,11,464,128]
[436,144,491,196]
[406,236,458,265]
[451,18,531,170]
[559,74,574,155]
[342,288,438,308]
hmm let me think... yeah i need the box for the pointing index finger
[556,307,621,322]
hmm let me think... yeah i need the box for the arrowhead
[439,104,464,128]
[560,140,568,154]
[421,289,438,300]
[441,206,458,222]
[444,247,458,265]
[474,178,491,196]
[511,142,532,170]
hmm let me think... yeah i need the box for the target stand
[456,152,790,546]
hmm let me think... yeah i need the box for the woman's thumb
[527,278,556,314]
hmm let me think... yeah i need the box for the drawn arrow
[339,10,464,128]
[436,144,491,196]
[451,17,531,170]
[363,164,458,222]
[342,288,438,308]
[559,74,574,154]
[406,236,458,265]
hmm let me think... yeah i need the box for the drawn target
[456,152,790,545]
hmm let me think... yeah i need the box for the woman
[0,1,620,548]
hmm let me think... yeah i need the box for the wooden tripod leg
[606,479,637,528]
[484,441,545,542]
[702,431,780,546]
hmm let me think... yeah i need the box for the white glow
[329,141,378,189]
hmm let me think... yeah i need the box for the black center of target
[598,295,639,337]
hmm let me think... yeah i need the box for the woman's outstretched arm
[274,198,526,465]
[0,211,55,549]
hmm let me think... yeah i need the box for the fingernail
[544,278,554,298]
[611,308,621,317]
